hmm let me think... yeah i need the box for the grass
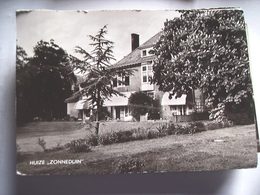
[16,120,169,152]
[17,124,258,175]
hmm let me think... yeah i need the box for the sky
[16,10,179,62]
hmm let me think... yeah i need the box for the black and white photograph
[16,8,258,175]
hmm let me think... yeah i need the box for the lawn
[16,124,258,175]
[16,120,169,152]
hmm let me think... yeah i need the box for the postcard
[16,8,258,175]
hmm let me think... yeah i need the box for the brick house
[103,32,205,121]
[65,32,205,122]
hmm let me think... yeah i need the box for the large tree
[152,9,253,121]
[16,40,75,123]
[16,46,33,123]
[71,25,132,135]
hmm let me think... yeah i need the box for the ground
[16,121,258,175]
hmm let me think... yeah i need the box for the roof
[64,93,81,103]
[113,31,162,69]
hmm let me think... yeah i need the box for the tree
[129,92,160,121]
[16,40,76,123]
[152,9,253,122]
[129,92,153,121]
[29,40,76,120]
[71,25,132,135]
[16,46,33,123]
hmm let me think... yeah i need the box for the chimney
[131,33,139,51]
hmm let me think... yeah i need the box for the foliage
[98,131,119,145]
[89,107,111,121]
[131,128,148,140]
[86,134,99,146]
[152,9,253,122]
[114,158,145,174]
[70,25,133,135]
[148,98,161,120]
[147,130,160,139]
[16,41,76,123]
[166,122,206,135]
[37,137,46,152]
[129,92,156,121]
[66,139,92,153]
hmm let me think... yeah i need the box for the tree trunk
[95,88,101,136]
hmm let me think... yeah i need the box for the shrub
[164,122,205,135]
[66,139,91,153]
[129,92,154,121]
[132,128,148,140]
[37,137,46,151]
[156,123,168,137]
[98,132,119,145]
[116,130,133,143]
[86,133,99,146]
[187,121,206,134]
[114,158,145,174]
[147,130,160,139]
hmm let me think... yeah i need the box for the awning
[161,92,187,106]
[74,99,89,110]
[103,92,133,107]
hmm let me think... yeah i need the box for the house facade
[103,33,205,121]
[65,32,205,122]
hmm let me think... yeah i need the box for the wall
[67,102,79,118]
[115,65,141,92]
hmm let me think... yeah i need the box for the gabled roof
[113,31,162,69]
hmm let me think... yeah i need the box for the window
[113,78,117,87]
[142,50,147,56]
[142,63,153,84]
[113,75,130,87]
[170,106,177,111]
[143,75,147,83]
[125,76,130,86]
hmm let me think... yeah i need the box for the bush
[156,123,168,136]
[116,130,134,143]
[66,139,91,153]
[164,122,206,135]
[98,132,119,145]
[187,121,206,134]
[114,158,145,174]
[131,128,148,140]
[129,92,154,121]
[86,133,99,146]
[147,130,160,139]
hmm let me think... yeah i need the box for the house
[65,76,91,121]
[65,32,205,122]
[102,32,205,121]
